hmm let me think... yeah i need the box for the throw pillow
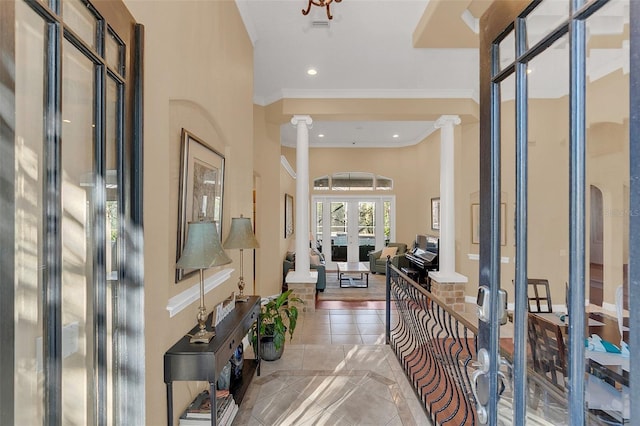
[379,246,398,259]
[310,254,321,266]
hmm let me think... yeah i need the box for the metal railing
[385,264,479,425]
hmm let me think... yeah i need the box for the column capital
[291,115,313,127]
[434,115,461,129]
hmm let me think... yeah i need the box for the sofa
[368,242,409,274]
[282,251,326,292]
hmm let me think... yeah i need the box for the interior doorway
[312,196,394,269]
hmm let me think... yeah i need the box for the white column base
[286,270,318,312]
[428,271,468,283]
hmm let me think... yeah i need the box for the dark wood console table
[164,295,261,426]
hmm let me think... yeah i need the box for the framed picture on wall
[175,129,225,282]
[284,193,294,238]
[431,197,440,230]
[471,203,507,245]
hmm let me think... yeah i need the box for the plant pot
[260,335,285,361]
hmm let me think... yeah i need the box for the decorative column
[429,115,467,309]
[286,115,317,311]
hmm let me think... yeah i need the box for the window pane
[61,39,96,425]
[330,202,347,261]
[63,0,98,50]
[314,176,329,190]
[105,28,124,76]
[15,2,46,423]
[375,176,392,190]
[499,30,515,71]
[525,0,569,49]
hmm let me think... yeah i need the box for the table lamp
[223,214,259,302]
[176,221,231,343]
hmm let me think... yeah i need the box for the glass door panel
[15,2,46,423]
[358,202,375,262]
[314,196,394,268]
[61,38,96,425]
[330,202,347,262]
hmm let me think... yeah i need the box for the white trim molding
[166,268,234,317]
[281,155,296,179]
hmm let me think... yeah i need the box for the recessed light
[393,134,399,138]
[318,134,325,138]
[527,68,533,74]
[307,68,318,76]
[63,119,71,123]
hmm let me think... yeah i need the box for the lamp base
[236,296,249,303]
[190,329,216,344]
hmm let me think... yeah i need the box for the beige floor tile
[329,314,357,324]
[331,323,360,334]
[331,334,363,344]
[301,323,332,334]
[354,314,383,323]
[299,334,332,345]
[357,322,386,334]
[302,347,347,371]
[361,334,386,345]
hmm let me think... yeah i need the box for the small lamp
[176,221,231,343]
[223,214,259,302]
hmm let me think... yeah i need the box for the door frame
[479,0,639,424]
[312,195,395,268]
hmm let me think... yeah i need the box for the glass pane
[332,172,373,191]
[15,2,46,424]
[525,0,569,49]
[526,33,570,421]
[63,0,98,50]
[383,201,391,243]
[358,202,375,261]
[61,39,95,425]
[584,0,630,422]
[105,76,120,424]
[375,175,392,190]
[499,30,515,71]
[105,28,124,76]
[330,202,347,262]
[314,176,329,190]
[314,201,323,254]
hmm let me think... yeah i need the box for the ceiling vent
[312,20,330,28]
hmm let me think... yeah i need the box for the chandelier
[302,0,342,20]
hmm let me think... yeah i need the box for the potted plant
[250,290,303,361]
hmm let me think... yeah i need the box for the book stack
[179,390,238,426]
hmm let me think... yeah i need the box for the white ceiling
[280,120,436,148]
[235,0,629,148]
[235,0,478,148]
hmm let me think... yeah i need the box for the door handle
[470,348,490,424]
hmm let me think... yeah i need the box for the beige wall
[123,1,254,424]
[121,2,629,424]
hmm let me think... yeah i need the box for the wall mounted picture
[431,197,440,230]
[284,193,294,238]
[471,203,506,246]
[176,129,225,282]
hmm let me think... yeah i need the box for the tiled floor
[235,304,432,425]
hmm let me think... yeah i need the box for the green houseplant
[250,290,303,361]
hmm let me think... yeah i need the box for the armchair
[369,242,409,274]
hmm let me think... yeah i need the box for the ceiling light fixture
[302,0,342,20]
[393,134,399,138]
[318,134,325,138]
[307,68,318,76]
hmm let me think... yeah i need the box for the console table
[164,295,261,426]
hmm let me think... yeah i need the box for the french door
[478,0,637,424]
[0,0,144,424]
[312,196,394,267]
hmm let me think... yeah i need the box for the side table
[164,295,261,426]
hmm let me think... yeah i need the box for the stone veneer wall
[430,280,466,313]
[287,282,316,313]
